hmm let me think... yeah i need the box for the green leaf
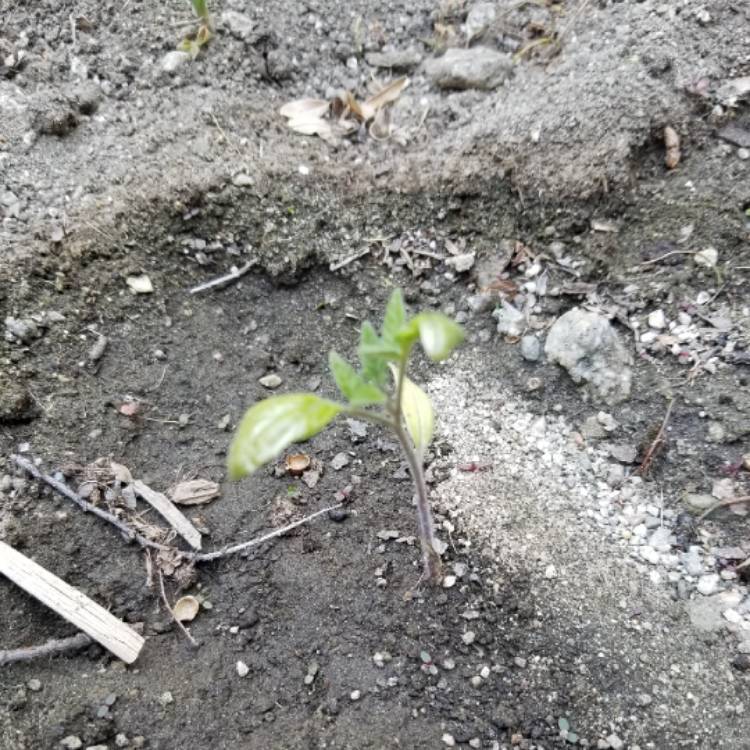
[390,365,434,455]
[190,0,210,20]
[228,394,342,479]
[413,312,464,361]
[358,321,391,385]
[329,352,386,406]
[381,288,407,344]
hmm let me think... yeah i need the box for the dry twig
[0,633,93,666]
[697,495,750,522]
[158,568,199,648]
[12,454,342,564]
[636,399,674,476]
[188,261,254,294]
[11,455,175,554]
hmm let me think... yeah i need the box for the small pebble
[696,573,720,596]
[520,335,541,362]
[328,507,348,523]
[442,733,456,747]
[606,734,624,750]
[647,309,667,329]
[60,737,83,750]
[259,373,282,389]
[26,679,42,692]
[462,631,476,645]
[158,691,173,706]
[236,661,250,677]
[350,689,361,701]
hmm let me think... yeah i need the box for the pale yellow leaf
[389,364,434,455]
[365,77,409,112]
[279,98,329,119]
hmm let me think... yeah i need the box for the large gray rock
[545,308,632,404]
[424,47,512,91]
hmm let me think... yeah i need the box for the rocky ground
[1,0,750,748]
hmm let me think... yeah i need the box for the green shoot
[228,289,464,585]
[189,0,210,22]
[178,0,212,58]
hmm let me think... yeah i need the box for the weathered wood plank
[0,541,144,664]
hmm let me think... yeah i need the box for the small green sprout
[228,289,464,584]
[178,0,212,59]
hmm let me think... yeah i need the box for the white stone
[442,734,456,747]
[259,373,282,389]
[724,609,742,624]
[236,660,250,677]
[640,546,660,565]
[647,309,667,329]
[697,574,720,596]
[161,51,190,73]
[695,247,718,268]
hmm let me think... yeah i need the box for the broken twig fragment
[636,399,674,476]
[188,260,254,294]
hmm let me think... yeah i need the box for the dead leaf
[279,98,329,119]
[173,595,200,622]
[285,453,311,476]
[365,77,409,112]
[109,460,133,485]
[368,107,392,140]
[346,91,375,123]
[664,126,680,169]
[483,278,519,297]
[286,114,335,138]
[169,478,220,506]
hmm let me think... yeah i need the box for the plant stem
[395,423,442,584]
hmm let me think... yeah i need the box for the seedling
[178,0,212,59]
[228,289,464,584]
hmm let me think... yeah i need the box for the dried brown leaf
[345,91,375,123]
[169,478,220,506]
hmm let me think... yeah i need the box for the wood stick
[0,542,144,664]
[132,480,202,551]
[0,632,93,666]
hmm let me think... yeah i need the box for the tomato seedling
[227,289,464,584]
